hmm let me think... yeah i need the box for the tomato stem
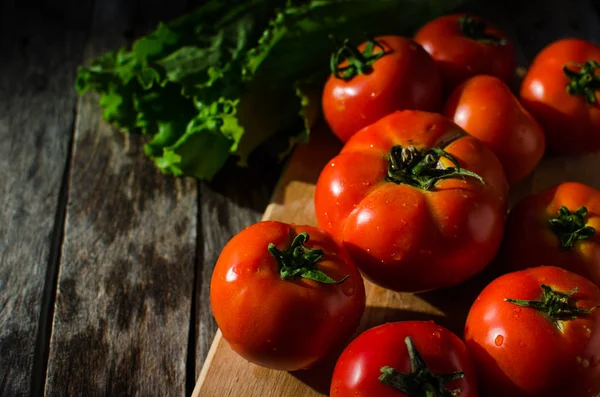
[379,337,465,397]
[458,14,507,46]
[505,284,599,331]
[268,232,349,284]
[385,145,484,190]
[548,206,595,250]
[329,35,385,80]
[564,60,600,104]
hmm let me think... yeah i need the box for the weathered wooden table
[1,0,599,396]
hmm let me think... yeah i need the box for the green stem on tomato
[385,145,484,190]
[564,60,600,104]
[268,232,348,284]
[548,206,596,250]
[505,284,599,331]
[378,337,465,397]
[330,35,385,80]
[458,14,507,46]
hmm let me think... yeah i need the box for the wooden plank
[43,1,196,396]
[0,2,91,396]
[194,1,600,395]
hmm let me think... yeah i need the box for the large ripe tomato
[502,182,600,286]
[314,110,509,292]
[414,13,515,93]
[322,35,442,142]
[330,321,478,397]
[464,266,600,397]
[520,38,600,154]
[210,221,366,371]
[444,75,545,184]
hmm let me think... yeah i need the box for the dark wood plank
[0,1,92,396]
[43,1,197,396]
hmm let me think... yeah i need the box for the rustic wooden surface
[0,0,599,396]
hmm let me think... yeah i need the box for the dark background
[0,0,599,396]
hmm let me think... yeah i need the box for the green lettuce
[76,0,464,180]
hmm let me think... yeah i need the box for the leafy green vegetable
[76,0,464,180]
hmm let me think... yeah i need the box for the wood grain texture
[0,1,91,395]
[194,1,600,395]
[43,1,197,396]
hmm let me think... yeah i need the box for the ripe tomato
[444,75,545,184]
[502,182,600,287]
[520,38,600,154]
[210,221,366,371]
[322,35,442,142]
[314,110,509,292]
[414,13,515,93]
[330,321,478,397]
[464,266,600,397]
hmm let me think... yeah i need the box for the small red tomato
[330,321,478,397]
[520,38,600,154]
[502,182,600,286]
[464,266,600,397]
[444,75,545,184]
[322,35,442,142]
[314,110,508,292]
[414,13,515,93]
[210,221,366,371]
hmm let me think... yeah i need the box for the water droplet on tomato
[582,359,590,368]
[342,282,355,297]
[433,331,441,339]
[576,356,583,364]
[494,335,504,346]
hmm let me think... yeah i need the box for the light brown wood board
[193,121,600,397]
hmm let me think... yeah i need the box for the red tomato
[502,182,600,287]
[444,75,545,184]
[520,38,600,154]
[322,35,442,142]
[464,266,600,397]
[210,221,366,371]
[314,110,509,292]
[414,13,515,93]
[330,321,478,397]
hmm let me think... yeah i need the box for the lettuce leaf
[76,0,464,180]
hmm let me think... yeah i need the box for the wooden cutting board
[193,121,600,397]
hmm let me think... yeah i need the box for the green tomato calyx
[330,35,385,80]
[268,232,348,284]
[564,60,600,104]
[458,14,507,46]
[548,206,595,250]
[505,284,599,331]
[385,145,485,190]
[379,336,465,397]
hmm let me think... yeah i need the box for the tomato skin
[464,266,600,397]
[322,35,442,143]
[209,221,366,371]
[520,38,600,154]
[502,182,600,287]
[414,13,515,93]
[444,75,546,184]
[330,321,478,397]
[314,110,508,292]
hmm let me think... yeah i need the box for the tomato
[209,221,366,371]
[502,182,600,287]
[520,38,600,154]
[444,75,545,184]
[414,13,515,93]
[330,321,478,397]
[314,110,509,292]
[464,266,600,397]
[322,35,442,142]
